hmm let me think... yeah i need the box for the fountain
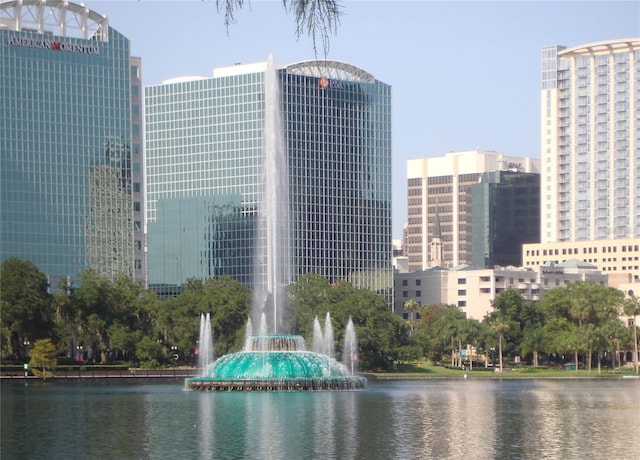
[186,55,366,391]
[197,313,214,376]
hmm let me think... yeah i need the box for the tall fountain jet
[197,313,214,376]
[186,56,365,391]
[252,54,291,334]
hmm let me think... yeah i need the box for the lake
[2,378,639,459]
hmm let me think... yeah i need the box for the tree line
[2,257,638,373]
[0,258,405,370]
[407,282,639,373]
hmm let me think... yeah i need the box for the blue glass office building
[145,60,392,302]
[0,1,145,285]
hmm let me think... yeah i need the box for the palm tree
[490,317,510,373]
[521,327,545,367]
[462,319,482,371]
[623,292,640,374]
[434,307,466,367]
[403,299,420,337]
[217,0,342,56]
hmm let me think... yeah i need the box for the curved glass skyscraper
[145,60,393,303]
[1,1,144,286]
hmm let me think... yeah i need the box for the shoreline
[2,371,638,383]
[0,368,197,382]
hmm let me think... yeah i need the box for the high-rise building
[405,150,540,271]
[145,60,393,302]
[0,1,145,285]
[471,170,540,268]
[540,39,639,242]
[524,39,640,286]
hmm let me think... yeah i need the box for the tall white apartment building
[405,150,540,271]
[526,39,640,286]
[540,39,640,243]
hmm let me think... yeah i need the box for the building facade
[395,262,607,321]
[522,238,639,286]
[145,60,393,302]
[471,171,540,268]
[525,39,640,286]
[0,1,145,285]
[405,150,540,271]
[540,39,639,243]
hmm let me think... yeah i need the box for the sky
[91,0,640,239]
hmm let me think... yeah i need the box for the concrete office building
[405,150,540,272]
[0,1,145,285]
[525,38,640,285]
[395,261,607,321]
[145,60,393,302]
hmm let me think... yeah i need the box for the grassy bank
[367,363,640,379]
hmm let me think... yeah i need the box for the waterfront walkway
[0,368,197,381]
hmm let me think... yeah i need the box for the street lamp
[23,339,30,377]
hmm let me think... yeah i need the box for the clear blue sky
[93,0,639,239]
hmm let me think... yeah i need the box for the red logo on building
[51,41,61,51]
[318,77,329,89]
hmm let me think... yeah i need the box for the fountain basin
[186,376,366,391]
[185,334,367,391]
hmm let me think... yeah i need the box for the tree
[432,306,467,367]
[29,338,57,379]
[0,258,54,360]
[194,276,251,355]
[136,336,164,368]
[520,327,545,367]
[490,288,542,359]
[543,316,582,372]
[289,274,405,371]
[412,303,454,362]
[567,281,624,373]
[488,316,510,372]
[623,292,640,374]
[403,299,420,337]
[217,0,343,56]
[461,318,483,370]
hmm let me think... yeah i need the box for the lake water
[2,378,639,459]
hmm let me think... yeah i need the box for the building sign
[541,266,564,275]
[318,77,346,90]
[8,36,100,55]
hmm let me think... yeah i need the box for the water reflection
[1,379,639,459]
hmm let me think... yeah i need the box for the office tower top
[1,1,144,285]
[145,59,393,302]
[541,39,640,243]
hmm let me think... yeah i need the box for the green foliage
[289,274,405,371]
[217,0,342,57]
[136,336,164,362]
[3,258,635,373]
[0,258,54,360]
[395,345,422,364]
[29,338,57,379]
[139,359,161,369]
